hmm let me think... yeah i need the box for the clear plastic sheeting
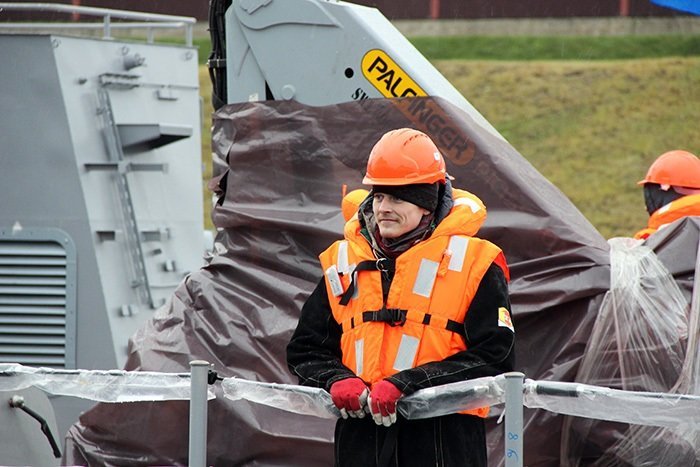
[0,363,214,403]
[576,237,689,392]
[399,376,503,420]
[525,380,700,431]
[223,378,339,419]
[222,376,503,421]
[225,375,700,433]
[563,236,700,467]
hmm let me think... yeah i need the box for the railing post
[189,360,210,467]
[185,23,193,47]
[504,372,524,467]
[103,14,111,39]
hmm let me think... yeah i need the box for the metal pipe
[188,360,210,467]
[429,0,440,19]
[0,21,189,30]
[185,23,193,47]
[9,395,62,458]
[619,0,630,17]
[0,2,195,45]
[71,0,80,21]
[103,14,110,40]
[504,372,524,467]
[0,3,196,24]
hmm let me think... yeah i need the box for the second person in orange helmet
[634,149,700,240]
[287,128,515,467]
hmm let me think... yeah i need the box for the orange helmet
[341,188,369,221]
[362,128,446,186]
[638,150,700,189]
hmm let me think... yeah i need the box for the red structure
[355,0,679,20]
[2,0,684,21]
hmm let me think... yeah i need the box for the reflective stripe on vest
[355,338,364,376]
[447,235,468,271]
[454,196,482,214]
[394,334,420,371]
[337,240,350,274]
[413,259,439,297]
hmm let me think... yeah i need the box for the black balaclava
[643,183,684,215]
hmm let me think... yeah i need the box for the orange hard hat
[638,150,700,189]
[341,188,369,221]
[362,128,446,186]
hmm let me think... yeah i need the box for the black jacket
[287,263,514,466]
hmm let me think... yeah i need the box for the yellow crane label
[362,49,426,98]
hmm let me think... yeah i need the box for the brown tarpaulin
[65,97,696,466]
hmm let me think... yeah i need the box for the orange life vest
[634,194,700,240]
[319,189,507,418]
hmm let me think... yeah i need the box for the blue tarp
[651,0,700,15]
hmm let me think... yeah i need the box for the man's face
[372,191,429,239]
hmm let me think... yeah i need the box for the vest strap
[341,308,465,338]
[363,307,407,327]
[338,258,395,306]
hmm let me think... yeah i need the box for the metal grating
[0,231,76,368]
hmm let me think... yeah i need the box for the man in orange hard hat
[634,150,700,240]
[288,128,514,466]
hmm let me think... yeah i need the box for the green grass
[150,31,700,63]
[199,66,215,230]
[197,35,700,238]
[187,35,700,65]
[435,57,700,238]
[411,35,700,60]
[188,35,700,64]
[194,38,212,64]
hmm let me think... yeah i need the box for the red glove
[330,377,369,419]
[368,380,403,426]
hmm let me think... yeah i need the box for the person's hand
[330,377,369,419]
[368,380,403,426]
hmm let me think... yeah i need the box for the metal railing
[0,3,196,46]
[3,364,699,467]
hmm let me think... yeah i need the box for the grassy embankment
[196,36,700,238]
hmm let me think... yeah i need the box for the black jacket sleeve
[386,263,515,396]
[286,278,355,391]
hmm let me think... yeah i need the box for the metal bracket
[84,162,168,173]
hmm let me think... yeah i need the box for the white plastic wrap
[222,376,503,420]
[0,363,215,402]
[222,374,700,443]
[525,380,700,430]
[398,376,503,419]
[562,237,700,466]
[222,378,339,419]
[578,237,690,391]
